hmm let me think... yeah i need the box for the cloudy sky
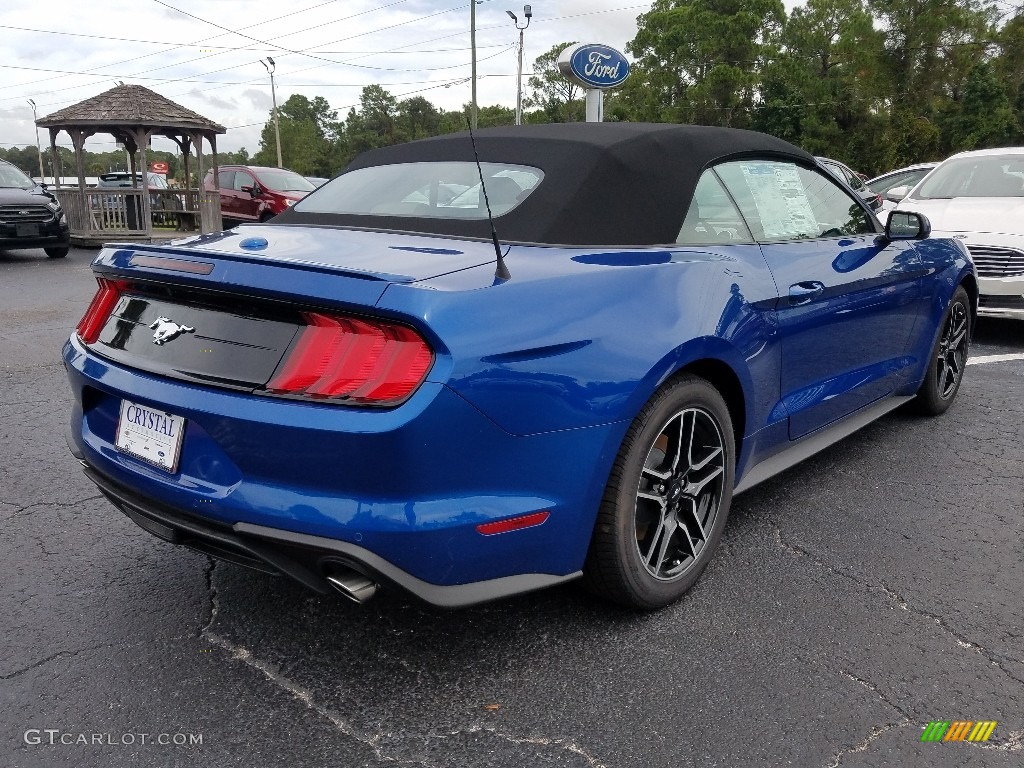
[0,0,661,157]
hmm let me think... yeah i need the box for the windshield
[295,162,544,219]
[0,163,35,190]
[913,154,1024,198]
[257,169,315,193]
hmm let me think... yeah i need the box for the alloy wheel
[634,407,726,581]
[936,301,968,399]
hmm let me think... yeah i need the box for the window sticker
[739,162,818,239]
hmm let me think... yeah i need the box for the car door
[233,170,260,221]
[215,169,237,219]
[715,159,924,440]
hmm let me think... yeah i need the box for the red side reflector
[266,311,433,406]
[76,278,130,344]
[476,511,551,536]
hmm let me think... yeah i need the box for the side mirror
[885,211,931,241]
[249,185,261,198]
[885,185,910,203]
[239,184,253,194]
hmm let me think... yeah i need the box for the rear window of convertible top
[293,162,544,220]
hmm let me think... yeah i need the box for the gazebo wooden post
[48,128,59,187]
[135,127,152,237]
[193,132,209,233]
[209,132,222,232]
[70,129,87,195]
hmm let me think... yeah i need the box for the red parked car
[204,165,315,224]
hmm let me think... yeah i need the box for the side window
[217,170,235,190]
[234,172,255,192]
[677,169,753,244]
[716,160,874,242]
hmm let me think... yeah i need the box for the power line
[0,0,353,95]
[0,1,471,108]
[0,25,496,56]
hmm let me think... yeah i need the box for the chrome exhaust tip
[325,570,379,604]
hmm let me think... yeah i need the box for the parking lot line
[967,353,1024,366]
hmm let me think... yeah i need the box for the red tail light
[267,311,433,406]
[76,278,129,344]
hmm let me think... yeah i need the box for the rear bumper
[80,463,580,607]
[64,334,620,597]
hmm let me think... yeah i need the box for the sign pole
[585,90,603,123]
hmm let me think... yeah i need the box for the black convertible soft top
[275,122,814,246]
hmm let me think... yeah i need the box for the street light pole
[470,1,478,129]
[261,57,283,168]
[506,6,532,126]
[27,99,45,182]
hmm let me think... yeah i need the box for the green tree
[524,42,585,122]
[628,0,785,127]
[254,94,337,175]
[943,61,1019,148]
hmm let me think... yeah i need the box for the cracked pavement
[1,247,1022,767]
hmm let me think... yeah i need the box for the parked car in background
[305,176,329,188]
[868,163,939,196]
[205,165,315,224]
[816,156,883,210]
[892,147,1024,319]
[869,162,940,214]
[65,124,975,611]
[96,171,169,207]
[0,159,70,258]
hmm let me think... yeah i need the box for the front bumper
[978,275,1024,319]
[0,217,69,250]
[64,335,620,601]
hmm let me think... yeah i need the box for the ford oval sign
[557,43,631,90]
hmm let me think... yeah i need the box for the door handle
[788,281,825,305]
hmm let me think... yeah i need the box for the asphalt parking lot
[2,245,1022,768]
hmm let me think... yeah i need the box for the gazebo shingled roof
[37,84,226,134]
[36,84,227,243]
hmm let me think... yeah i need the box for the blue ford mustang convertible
[64,124,975,609]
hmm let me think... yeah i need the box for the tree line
[3,0,1021,181]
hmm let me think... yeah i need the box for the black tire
[913,286,970,416]
[584,374,735,610]
[44,246,68,259]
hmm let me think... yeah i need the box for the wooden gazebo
[36,84,226,245]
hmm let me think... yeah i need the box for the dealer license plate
[16,223,40,237]
[115,399,186,473]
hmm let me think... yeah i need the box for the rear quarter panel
[377,242,783,444]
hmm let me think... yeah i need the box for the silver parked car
[892,147,1024,319]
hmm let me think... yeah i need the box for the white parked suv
[891,147,1024,319]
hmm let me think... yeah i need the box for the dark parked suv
[204,165,315,224]
[0,160,70,258]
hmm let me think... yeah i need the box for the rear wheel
[44,246,68,259]
[914,286,970,416]
[584,375,735,609]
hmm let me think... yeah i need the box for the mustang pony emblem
[149,317,195,345]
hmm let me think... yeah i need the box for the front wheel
[914,285,970,416]
[584,375,735,610]
[44,246,68,259]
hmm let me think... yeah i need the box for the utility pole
[27,99,44,182]
[261,57,283,168]
[506,6,532,126]
[470,0,478,129]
